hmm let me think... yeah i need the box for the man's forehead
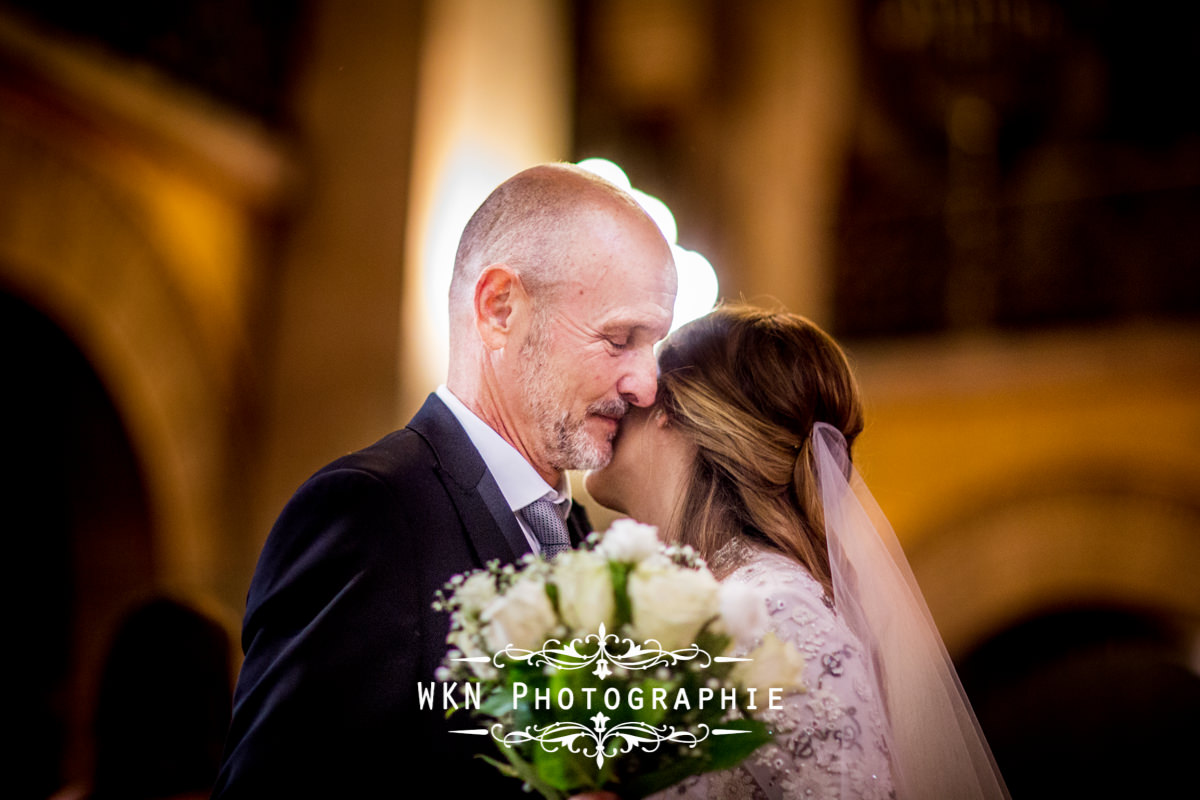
[562,246,675,288]
[589,296,674,334]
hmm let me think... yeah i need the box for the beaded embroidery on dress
[656,544,895,800]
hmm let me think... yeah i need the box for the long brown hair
[656,304,864,596]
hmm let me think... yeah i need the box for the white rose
[733,631,807,698]
[455,571,498,617]
[597,518,663,563]
[553,549,615,634]
[627,561,721,651]
[718,581,768,649]
[481,576,558,653]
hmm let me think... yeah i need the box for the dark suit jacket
[213,394,591,798]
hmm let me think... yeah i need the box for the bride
[584,305,1009,800]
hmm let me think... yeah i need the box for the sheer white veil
[812,422,1011,800]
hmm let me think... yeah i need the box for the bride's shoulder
[724,548,875,713]
[724,547,832,619]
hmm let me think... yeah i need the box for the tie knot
[521,497,570,559]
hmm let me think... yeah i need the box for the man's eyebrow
[600,311,670,331]
[598,321,660,338]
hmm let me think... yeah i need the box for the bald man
[214,165,677,798]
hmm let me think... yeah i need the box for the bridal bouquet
[432,520,806,799]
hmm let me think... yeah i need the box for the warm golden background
[2,2,1197,797]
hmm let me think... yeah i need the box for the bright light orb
[576,157,631,191]
[671,246,719,333]
[576,158,718,331]
[631,188,678,247]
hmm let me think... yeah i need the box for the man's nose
[618,347,659,407]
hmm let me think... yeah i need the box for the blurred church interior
[2,1,1197,797]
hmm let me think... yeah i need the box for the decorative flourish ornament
[487,622,714,679]
[492,720,728,769]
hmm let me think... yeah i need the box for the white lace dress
[657,548,896,800]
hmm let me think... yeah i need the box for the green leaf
[479,686,512,718]
[703,719,772,771]
[610,562,633,628]
[479,751,564,800]
[533,738,598,793]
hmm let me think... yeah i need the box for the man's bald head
[448,163,654,317]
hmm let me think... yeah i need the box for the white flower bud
[596,519,663,563]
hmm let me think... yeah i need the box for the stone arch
[908,468,1200,658]
[909,468,1200,797]
[0,112,234,599]
[4,290,160,793]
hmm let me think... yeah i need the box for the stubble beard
[519,315,628,472]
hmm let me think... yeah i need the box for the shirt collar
[436,385,571,516]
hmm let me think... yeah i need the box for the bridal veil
[812,422,1011,800]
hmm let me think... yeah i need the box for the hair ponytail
[656,305,862,599]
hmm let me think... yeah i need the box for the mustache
[589,398,630,420]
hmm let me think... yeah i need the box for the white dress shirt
[435,385,571,554]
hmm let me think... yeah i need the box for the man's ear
[474,264,525,350]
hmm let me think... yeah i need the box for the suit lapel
[409,395,532,565]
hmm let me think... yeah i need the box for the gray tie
[521,497,570,559]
